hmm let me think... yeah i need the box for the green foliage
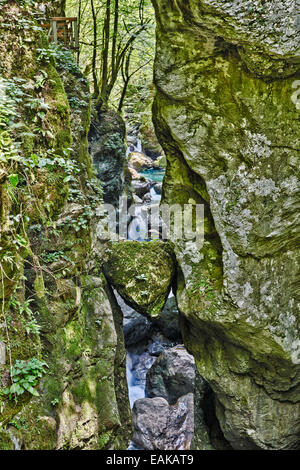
[68,96,87,109]
[8,173,19,187]
[191,279,216,300]
[37,44,81,76]
[66,0,155,114]
[1,358,48,399]
[10,297,40,337]
[41,250,70,264]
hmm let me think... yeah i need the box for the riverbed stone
[146,346,195,404]
[132,394,194,450]
[116,292,153,346]
[153,182,162,195]
[104,241,176,318]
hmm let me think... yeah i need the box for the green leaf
[8,173,19,187]
[23,383,39,396]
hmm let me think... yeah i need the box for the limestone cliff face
[0,1,131,449]
[152,0,300,449]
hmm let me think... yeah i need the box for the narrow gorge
[0,0,299,452]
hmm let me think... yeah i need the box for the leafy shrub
[2,358,48,399]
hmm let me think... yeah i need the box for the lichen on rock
[0,1,131,450]
[152,0,300,450]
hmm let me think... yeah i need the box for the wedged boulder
[152,0,300,450]
[132,394,194,450]
[104,241,176,318]
[146,346,195,404]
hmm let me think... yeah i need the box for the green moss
[0,430,15,450]
[104,240,176,318]
[13,401,57,450]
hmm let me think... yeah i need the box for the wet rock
[154,297,181,341]
[89,109,126,207]
[146,346,195,404]
[143,192,152,204]
[104,241,175,318]
[133,352,157,385]
[132,394,194,450]
[147,342,165,357]
[128,167,142,181]
[124,310,153,346]
[153,183,162,195]
[132,180,151,199]
[132,194,143,205]
[115,291,153,346]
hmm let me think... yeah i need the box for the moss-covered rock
[104,241,176,318]
[0,1,131,450]
[88,108,126,207]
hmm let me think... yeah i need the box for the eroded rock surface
[152,0,300,450]
[0,2,131,450]
[146,346,195,404]
[132,394,194,450]
[104,241,176,318]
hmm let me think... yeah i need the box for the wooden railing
[41,17,79,51]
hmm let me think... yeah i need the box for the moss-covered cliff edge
[152,0,300,450]
[0,1,131,449]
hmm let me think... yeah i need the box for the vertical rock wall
[0,1,131,449]
[152,0,300,449]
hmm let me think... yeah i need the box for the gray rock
[132,180,151,199]
[115,291,153,346]
[132,394,194,450]
[88,109,126,207]
[143,192,152,203]
[154,297,181,340]
[132,194,143,205]
[0,341,6,365]
[147,342,165,356]
[146,346,195,404]
[124,310,153,347]
[152,0,300,450]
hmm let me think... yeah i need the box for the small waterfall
[150,186,161,202]
[126,352,146,408]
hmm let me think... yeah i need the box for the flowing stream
[119,135,194,450]
[121,136,174,449]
